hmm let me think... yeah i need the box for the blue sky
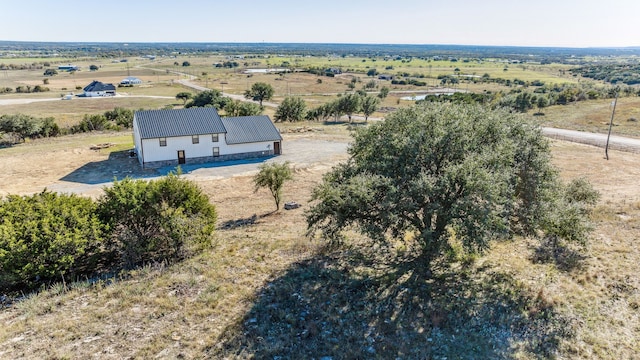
[1,0,638,47]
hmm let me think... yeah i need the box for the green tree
[337,93,362,123]
[514,91,534,112]
[378,86,390,99]
[364,79,377,90]
[186,89,231,109]
[224,100,262,117]
[0,114,41,142]
[307,103,596,267]
[89,64,99,71]
[182,61,191,67]
[274,96,307,122]
[536,95,549,114]
[254,162,293,211]
[97,172,217,268]
[176,91,192,105]
[367,68,378,77]
[245,82,274,106]
[360,95,380,122]
[43,68,57,76]
[104,107,134,128]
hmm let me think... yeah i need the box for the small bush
[97,172,217,268]
[70,114,115,133]
[0,191,105,290]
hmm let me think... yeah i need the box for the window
[192,135,199,144]
[159,137,167,147]
[212,133,219,142]
[213,147,220,157]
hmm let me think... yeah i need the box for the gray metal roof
[221,116,282,144]
[83,80,116,92]
[135,108,226,139]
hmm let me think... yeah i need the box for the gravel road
[542,127,640,154]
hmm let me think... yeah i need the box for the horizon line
[1,40,639,50]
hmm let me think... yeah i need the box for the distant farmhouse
[82,80,116,97]
[58,64,78,72]
[132,108,282,168]
[120,76,142,85]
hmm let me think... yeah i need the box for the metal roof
[135,108,226,139]
[83,80,116,92]
[221,116,282,144]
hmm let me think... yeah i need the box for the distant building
[132,108,282,168]
[58,64,78,72]
[120,76,142,85]
[82,80,116,97]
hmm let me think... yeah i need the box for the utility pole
[605,91,618,160]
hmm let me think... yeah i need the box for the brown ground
[1,132,639,359]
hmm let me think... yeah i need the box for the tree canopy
[274,96,307,122]
[224,100,262,117]
[176,91,192,105]
[254,162,293,211]
[245,82,274,106]
[360,94,380,122]
[307,103,597,267]
[185,89,230,109]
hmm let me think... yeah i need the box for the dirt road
[542,127,640,154]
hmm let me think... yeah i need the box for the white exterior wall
[140,133,228,163]
[84,91,114,97]
[227,140,276,155]
[133,118,143,165]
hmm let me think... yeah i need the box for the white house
[132,108,282,168]
[120,76,142,85]
[82,80,116,97]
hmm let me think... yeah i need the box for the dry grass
[0,55,638,358]
[534,98,640,138]
[0,96,178,128]
[0,135,638,359]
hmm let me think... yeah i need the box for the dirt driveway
[0,134,350,197]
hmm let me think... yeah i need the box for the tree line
[418,82,639,113]
[0,107,135,145]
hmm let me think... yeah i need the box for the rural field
[0,130,638,359]
[1,46,640,359]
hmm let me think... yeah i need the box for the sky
[0,0,638,48]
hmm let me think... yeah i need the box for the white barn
[132,108,282,168]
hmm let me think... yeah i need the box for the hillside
[0,137,638,359]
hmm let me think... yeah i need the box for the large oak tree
[307,103,597,266]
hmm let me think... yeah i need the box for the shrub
[0,191,105,290]
[70,114,114,133]
[97,172,217,268]
[104,107,134,128]
[0,114,60,142]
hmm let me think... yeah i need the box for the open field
[534,97,640,138]
[0,129,638,358]
[3,42,640,358]
[1,53,633,135]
